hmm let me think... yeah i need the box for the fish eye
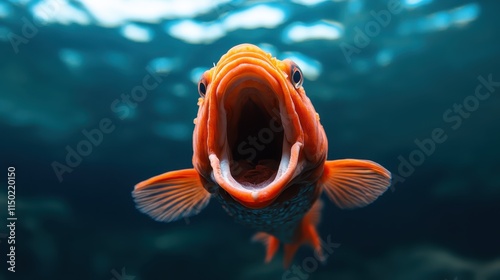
[291,64,303,89]
[198,79,207,97]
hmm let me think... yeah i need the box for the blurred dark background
[0,0,499,279]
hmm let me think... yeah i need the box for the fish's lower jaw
[208,141,303,209]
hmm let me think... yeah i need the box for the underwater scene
[1,0,499,279]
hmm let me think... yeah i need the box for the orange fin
[132,168,211,222]
[252,232,280,263]
[319,159,391,209]
[284,200,325,268]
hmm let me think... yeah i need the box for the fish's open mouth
[226,81,284,187]
[208,63,303,206]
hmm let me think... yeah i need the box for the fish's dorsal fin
[319,159,391,209]
[133,168,211,222]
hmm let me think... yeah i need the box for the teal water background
[0,0,499,279]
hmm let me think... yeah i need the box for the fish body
[133,44,391,266]
[215,179,318,243]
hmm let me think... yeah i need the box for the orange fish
[133,44,391,267]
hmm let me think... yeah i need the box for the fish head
[192,44,328,208]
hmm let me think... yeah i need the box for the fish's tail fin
[252,232,280,263]
[252,200,324,268]
[284,200,324,268]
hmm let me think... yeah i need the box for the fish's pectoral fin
[252,232,280,263]
[132,168,211,223]
[285,200,324,268]
[320,159,391,209]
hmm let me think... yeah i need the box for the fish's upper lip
[214,62,297,147]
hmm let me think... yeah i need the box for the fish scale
[214,183,319,243]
